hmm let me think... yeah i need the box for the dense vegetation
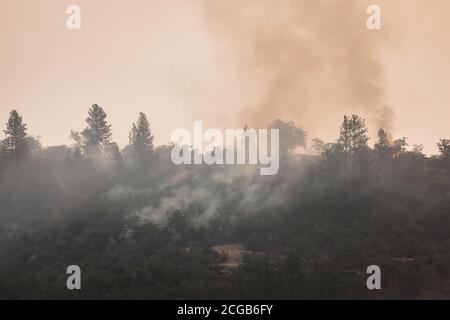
[0,106,449,299]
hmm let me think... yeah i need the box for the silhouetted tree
[336,115,369,178]
[337,115,369,154]
[374,129,391,155]
[129,112,154,160]
[26,136,43,154]
[392,137,408,158]
[311,138,325,155]
[412,144,424,155]
[71,104,112,153]
[438,139,450,158]
[269,119,306,156]
[374,128,392,181]
[2,110,29,160]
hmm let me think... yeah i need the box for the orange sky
[0,0,449,154]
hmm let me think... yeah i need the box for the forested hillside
[0,106,449,299]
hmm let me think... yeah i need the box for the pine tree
[336,115,369,179]
[71,104,112,153]
[129,112,154,159]
[2,110,29,160]
[374,128,392,181]
[374,128,391,155]
[337,115,369,154]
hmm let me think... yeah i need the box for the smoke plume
[203,0,394,140]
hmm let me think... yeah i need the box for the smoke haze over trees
[0,106,449,299]
[2,0,450,154]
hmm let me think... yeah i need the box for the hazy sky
[0,0,449,153]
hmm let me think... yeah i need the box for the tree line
[0,105,156,172]
[1,105,449,164]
